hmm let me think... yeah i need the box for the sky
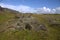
[0,0,60,13]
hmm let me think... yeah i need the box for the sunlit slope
[0,8,18,32]
[0,7,60,40]
[32,14,60,40]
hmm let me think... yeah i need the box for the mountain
[0,7,60,40]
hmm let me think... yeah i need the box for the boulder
[35,24,47,31]
[25,23,32,30]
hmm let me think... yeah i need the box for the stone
[25,23,32,30]
[39,24,47,31]
[35,24,47,31]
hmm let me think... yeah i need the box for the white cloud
[55,7,60,13]
[0,3,35,13]
[51,9,56,13]
[17,5,35,13]
[35,7,51,13]
[32,7,56,14]
[0,3,60,14]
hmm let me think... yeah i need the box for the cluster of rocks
[7,14,47,32]
[46,16,60,27]
[0,14,47,32]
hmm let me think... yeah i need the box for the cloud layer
[0,3,60,14]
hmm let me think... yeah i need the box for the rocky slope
[0,7,60,40]
[0,13,47,32]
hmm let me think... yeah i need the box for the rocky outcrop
[0,14,47,32]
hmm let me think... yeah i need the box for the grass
[0,30,48,40]
[0,9,60,40]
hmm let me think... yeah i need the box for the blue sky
[1,0,60,8]
[0,0,60,13]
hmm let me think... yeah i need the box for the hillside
[0,7,60,40]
